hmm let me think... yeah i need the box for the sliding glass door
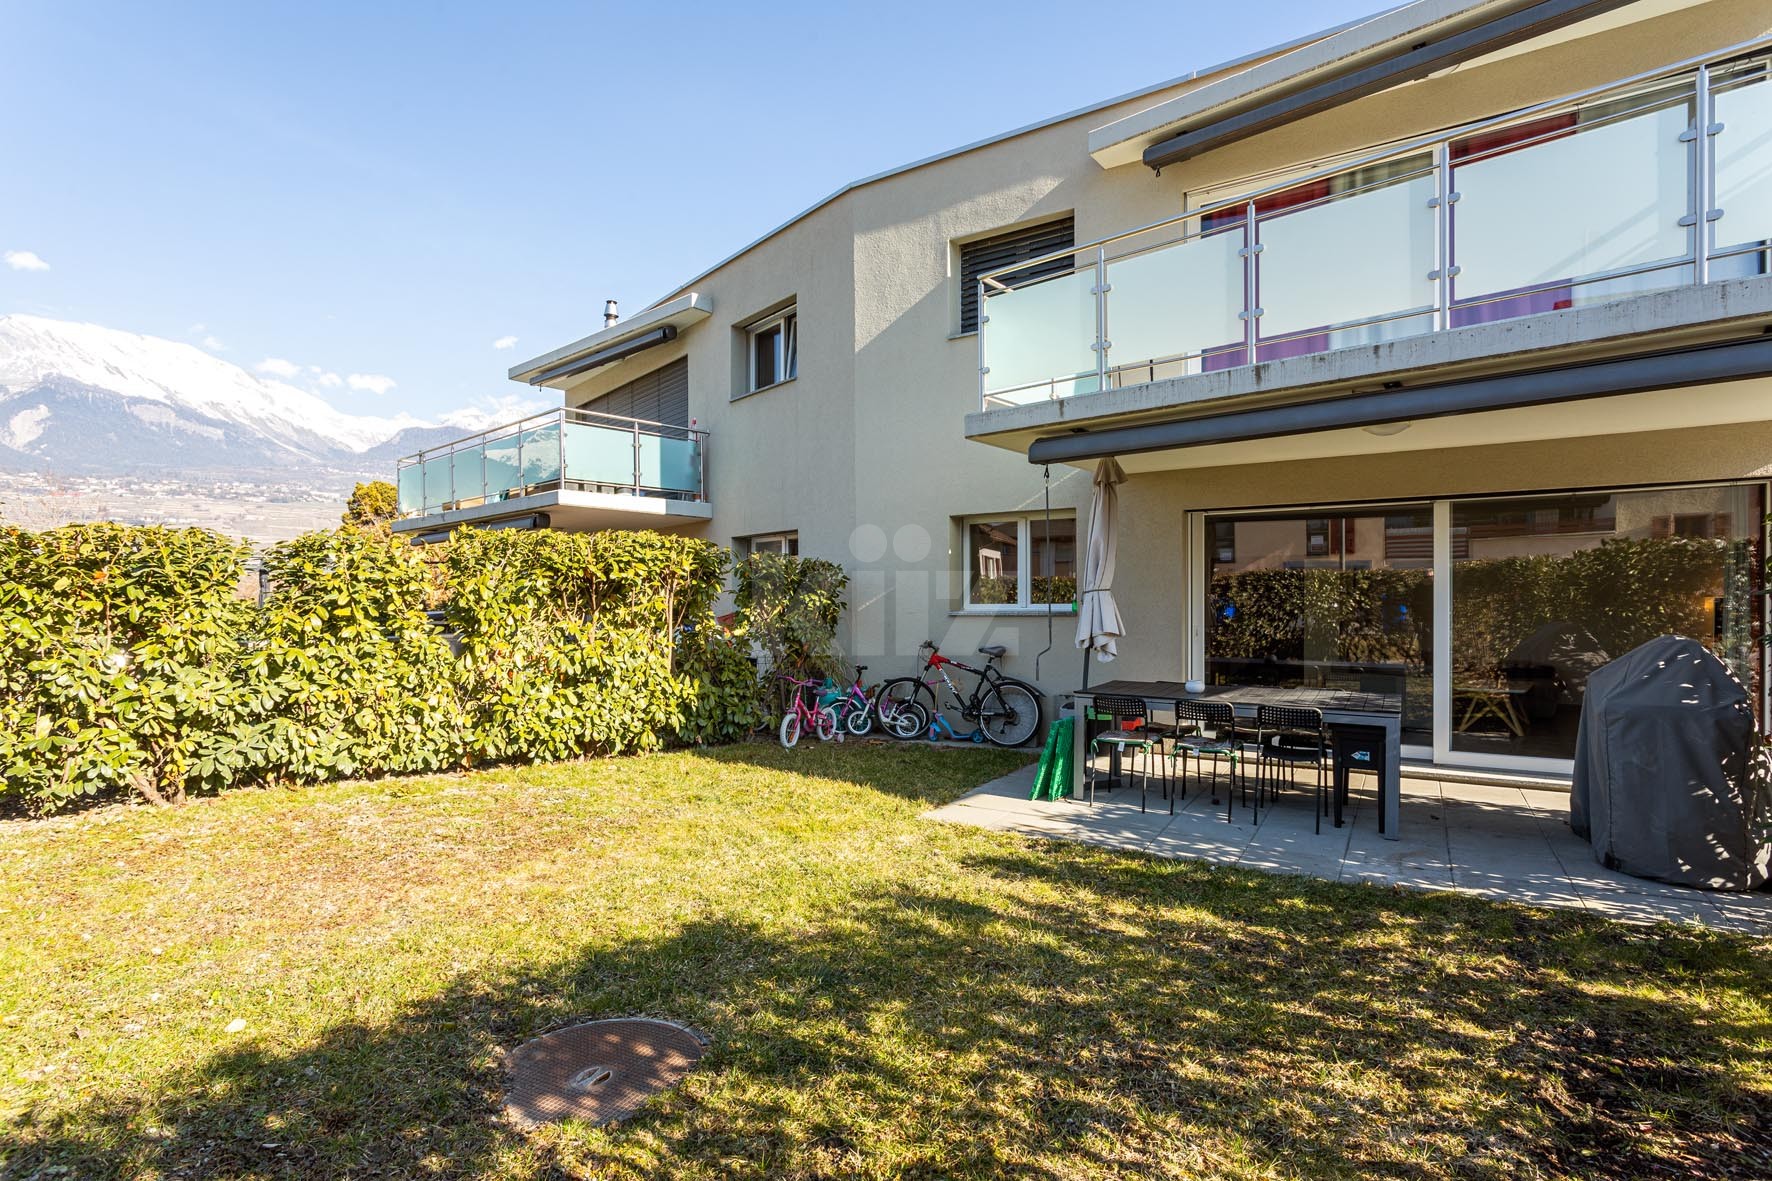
[1447,485,1763,764]
[1196,482,1766,771]
[1203,507,1434,748]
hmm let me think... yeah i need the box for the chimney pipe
[604,299,619,329]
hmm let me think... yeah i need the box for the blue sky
[0,0,1380,423]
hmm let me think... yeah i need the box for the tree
[342,480,398,529]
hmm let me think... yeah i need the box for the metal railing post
[517,429,525,498]
[1240,202,1259,363]
[977,278,989,409]
[632,422,642,495]
[1692,63,1714,286]
[556,408,565,492]
[1431,141,1454,330]
[1092,245,1109,394]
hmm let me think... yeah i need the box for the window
[747,309,797,392]
[738,531,798,556]
[962,513,1076,610]
[957,216,1075,335]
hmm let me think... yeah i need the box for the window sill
[731,377,796,402]
[948,330,978,341]
[950,606,1077,618]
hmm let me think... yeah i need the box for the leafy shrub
[0,524,258,809]
[441,528,725,762]
[249,528,463,782]
[734,552,848,679]
[1,522,750,813]
[675,623,765,745]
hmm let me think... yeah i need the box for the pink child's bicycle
[778,674,839,749]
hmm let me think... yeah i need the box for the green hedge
[1,523,753,813]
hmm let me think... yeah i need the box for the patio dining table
[1071,680,1404,839]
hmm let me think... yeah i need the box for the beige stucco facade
[478,0,1772,764]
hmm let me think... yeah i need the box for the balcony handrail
[397,405,707,467]
[977,30,1772,290]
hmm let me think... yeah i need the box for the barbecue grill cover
[1571,635,1770,890]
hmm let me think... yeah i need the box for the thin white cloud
[256,357,302,379]
[315,371,343,388]
[201,335,226,352]
[5,250,50,272]
[492,335,519,350]
[347,373,397,396]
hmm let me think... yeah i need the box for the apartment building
[397,0,1772,777]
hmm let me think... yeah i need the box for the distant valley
[0,314,542,542]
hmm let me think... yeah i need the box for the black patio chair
[1254,704,1329,832]
[1164,699,1250,821]
[1086,694,1164,811]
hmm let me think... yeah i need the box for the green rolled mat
[1031,719,1060,799]
[1048,717,1074,799]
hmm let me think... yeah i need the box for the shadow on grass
[7,838,1769,1179]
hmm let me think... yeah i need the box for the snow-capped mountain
[0,314,544,483]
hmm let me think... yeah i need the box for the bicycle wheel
[885,700,929,740]
[779,712,802,750]
[815,705,840,742]
[845,698,875,736]
[979,682,1041,747]
[875,678,933,737]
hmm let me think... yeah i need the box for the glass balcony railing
[394,408,707,519]
[979,38,1772,409]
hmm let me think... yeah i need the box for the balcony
[393,408,710,535]
[977,39,1772,413]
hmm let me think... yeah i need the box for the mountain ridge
[0,314,546,486]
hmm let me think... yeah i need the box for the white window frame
[961,512,1077,613]
[741,531,798,556]
[747,307,797,393]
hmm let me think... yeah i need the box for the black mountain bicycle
[874,641,1042,747]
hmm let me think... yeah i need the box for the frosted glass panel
[982,268,1098,402]
[1453,101,1691,300]
[396,464,422,515]
[519,424,561,486]
[1258,172,1436,339]
[563,421,635,487]
[482,432,521,499]
[422,455,452,512]
[1105,229,1243,372]
[1714,76,1772,252]
[451,444,485,505]
[651,437,701,493]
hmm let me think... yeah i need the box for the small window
[739,531,799,556]
[963,513,1076,611]
[748,309,797,392]
[957,217,1075,335]
[1212,520,1237,564]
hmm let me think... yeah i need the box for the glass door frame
[1187,479,1770,776]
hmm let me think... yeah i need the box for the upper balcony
[972,37,1772,442]
[392,407,710,537]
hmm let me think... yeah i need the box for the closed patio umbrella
[1076,456,1126,664]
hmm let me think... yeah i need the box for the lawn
[2,743,1768,1180]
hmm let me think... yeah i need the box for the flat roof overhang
[1135,0,1636,173]
[1022,337,1772,473]
[508,294,712,387]
[391,488,713,538]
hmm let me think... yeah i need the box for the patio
[929,760,1772,934]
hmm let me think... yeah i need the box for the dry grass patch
[1,743,1767,1179]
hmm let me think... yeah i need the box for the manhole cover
[504,1018,707,1128]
